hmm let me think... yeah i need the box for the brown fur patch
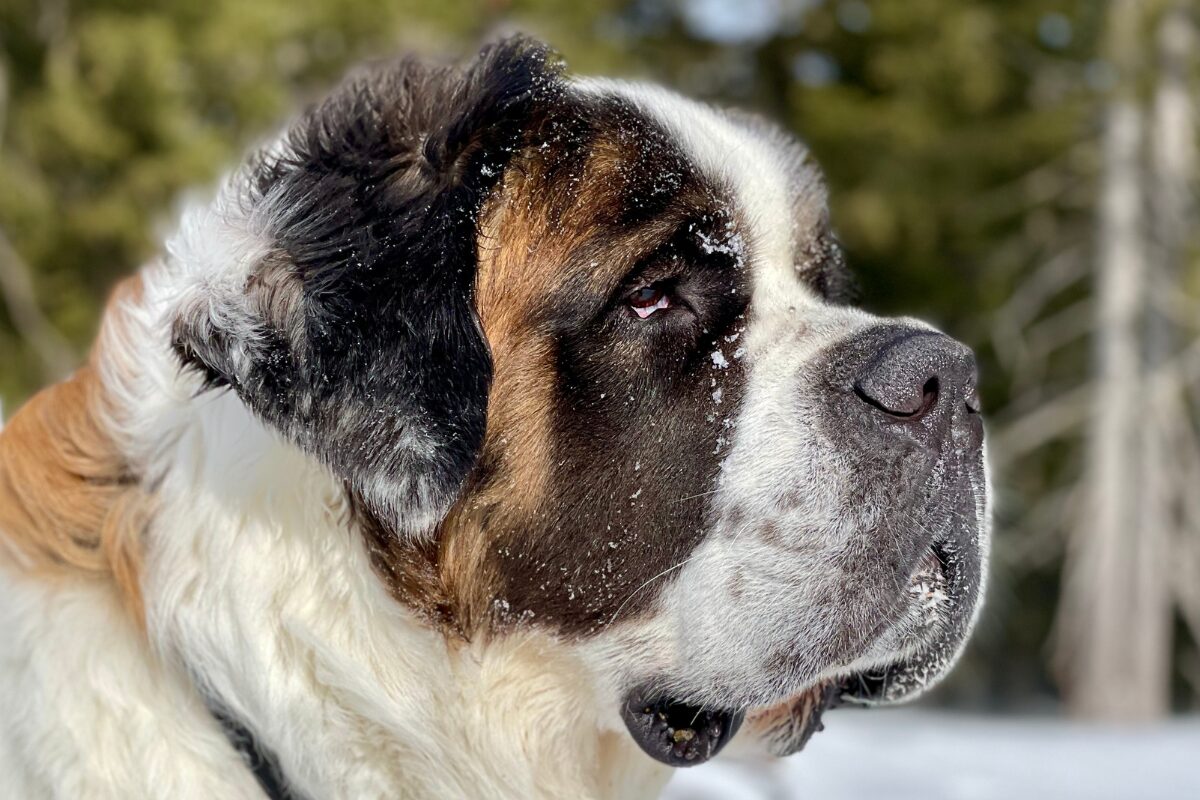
[363,123,679,630]
[440,130,693,629]
[365,98,745,637]
[0,277,151,623]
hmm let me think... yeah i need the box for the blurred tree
[0,0,628,400]
[1056,0,1198,721]
[1057,0,1159,721]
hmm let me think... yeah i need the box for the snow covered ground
[662,709,1200,800]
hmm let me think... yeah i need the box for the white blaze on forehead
[572,78,829,332]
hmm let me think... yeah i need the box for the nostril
[920,376,940,415]
[853,374,939,420]
[964,384,982,415]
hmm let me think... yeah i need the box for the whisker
[607,554,701,627]
[676,488,720,504]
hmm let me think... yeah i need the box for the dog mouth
[620,687,744,767]
[621,677,851,766]
[622,538,975,767]
[622,662,958,768]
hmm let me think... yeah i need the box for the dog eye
[629,284,672,319]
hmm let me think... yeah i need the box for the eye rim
[628,284,671,318]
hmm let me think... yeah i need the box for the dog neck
[130,378,666,799]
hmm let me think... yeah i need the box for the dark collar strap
[206,700,302,800]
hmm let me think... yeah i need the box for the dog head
[171,38,989,767]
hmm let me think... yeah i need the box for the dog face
[172,39,988,767]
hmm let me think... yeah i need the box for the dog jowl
[0,37,989,799]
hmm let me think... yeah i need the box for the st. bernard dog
[0,38,989,799]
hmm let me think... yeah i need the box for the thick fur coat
[0,39,989,799]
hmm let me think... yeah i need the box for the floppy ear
[173,38,560,536]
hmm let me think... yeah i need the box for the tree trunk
[1059,0,1163,720]
[1149,4,1198,671]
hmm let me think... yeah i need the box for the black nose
[853,330,980,424]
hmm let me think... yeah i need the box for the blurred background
[1,0,1197,796]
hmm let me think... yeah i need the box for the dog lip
[620,685,744,767]
[750,680,843,757]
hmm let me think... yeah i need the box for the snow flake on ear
[697,228,746,262]
[690,214,747,269]
[491,596,536,626]
[711,348,730,369]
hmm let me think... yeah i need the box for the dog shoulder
[0,275,151,622]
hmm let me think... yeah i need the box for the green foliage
[0,0,568,398]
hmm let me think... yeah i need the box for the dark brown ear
[173,37,562,536]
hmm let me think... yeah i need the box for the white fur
[138,382,661,800]
[0,572,265,800]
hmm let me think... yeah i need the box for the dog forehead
[572,78,829,315]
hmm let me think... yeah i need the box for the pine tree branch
[0,227,78,382]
